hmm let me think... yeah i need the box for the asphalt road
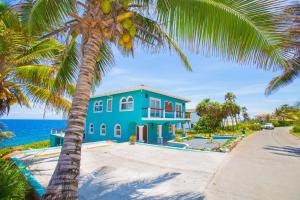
[205,127,300,200]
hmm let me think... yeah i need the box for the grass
[0,140,50,157]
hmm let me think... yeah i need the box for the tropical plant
[223,92,241,127]
[266,2,300,94]
[0,159,28,200]
[0,3,74,116]
[0,122,14,143]
[27,0,289,198]
[241,106,250,122]
[195,98,224,132]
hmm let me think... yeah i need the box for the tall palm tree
[266,2,300,94]
[28,0,288,198]
[224,92,236,102]
[241,106,250,122]
[0,3,74,116]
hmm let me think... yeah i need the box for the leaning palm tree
[28,0,288,199]
[0,3,74,116]
[266,2,300,94]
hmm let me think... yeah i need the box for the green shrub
[271,120,280,127]
[278,120,293,127]
[0,160,28,199]
[186,135,193,140]
[174,138,184,143]
[293,125,300,133]
[238,123,261,131]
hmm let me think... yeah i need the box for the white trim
[100,123,106,136]
[119,96,134,112]
[150,97,161,118]
[106,98,113,112]
[114,124,121,137]
[93,100,103,113]
[91,85,191,102]
[175,103,183,118]
[89,123,94,134]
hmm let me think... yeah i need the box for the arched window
[94,100,103,112]
[100,123,106,135]
[114,124,121,137]
[127,96,134,111]
[120,97,127,110]
[89,123,94,134]
[120,96,134,111]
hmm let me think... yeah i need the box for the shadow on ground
[78,166,204,200]
[264,145,300,157]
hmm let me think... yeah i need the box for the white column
[174,111,177,119]
[148,108,151,118]
[163,110,166,118]
[172,124,176,137]
[157,125,163,144]
[138,126,144,142]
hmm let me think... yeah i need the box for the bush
[278,120,293,127]
[238,123,261,131]
[0,159,28,199]
[186,135,193,140]
[293,125,300,133]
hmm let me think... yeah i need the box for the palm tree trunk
[42,30,102,199]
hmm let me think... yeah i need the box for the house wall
[85,90,143,142]
[85,89,187,143]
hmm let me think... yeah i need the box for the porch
[135,121,189,144]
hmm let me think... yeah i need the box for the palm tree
[0,3,74,116]
[266,2,300,94]
[225,92,236,102]
[27,0,288,198]
[241,106,250,122]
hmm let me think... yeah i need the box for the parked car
[262,123,275,130]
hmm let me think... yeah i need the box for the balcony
[142,108,190,121]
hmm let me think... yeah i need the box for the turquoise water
[0,119,67,147]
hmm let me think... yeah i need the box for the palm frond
[28,0,75,34]
[156,0,287,70]
[265,59,300,95]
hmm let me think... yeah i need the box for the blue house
[50,85,191,146]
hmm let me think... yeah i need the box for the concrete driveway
[205,127,300,200]
[15,142,225,200]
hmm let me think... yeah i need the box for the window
[176,103,183,118]
[89,123,94,134]
[114,124,121,137]
[107,98,112,112]
[94,100,103,112]
[100,123,106,135]
[150,98,161,117]
[169,124,173,133]
[127,96,134,110]
[120,96,134,111]
[120,97,127,110]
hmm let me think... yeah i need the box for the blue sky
[5,46,300,119]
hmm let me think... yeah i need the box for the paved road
[205,127,300,200]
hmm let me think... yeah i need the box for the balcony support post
[148,108,151,118]
[157,125,163,144]
[138,125,144,143]
[172,124,176,137]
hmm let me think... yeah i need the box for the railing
[50,128,65,137]
[142,108,186,119]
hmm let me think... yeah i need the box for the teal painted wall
[85,89,188,144]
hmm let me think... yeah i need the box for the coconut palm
[27,0,288,198]
[241,106,250,122]
[225,92,236,102]
[0,3,74,116]
[266,2,300,94]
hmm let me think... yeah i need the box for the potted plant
[129,135,136,145]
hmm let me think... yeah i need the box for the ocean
[0,119,67,147]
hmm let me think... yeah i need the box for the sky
[5,45,300,119]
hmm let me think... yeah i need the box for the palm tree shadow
[78,166,204,200]
[264,145,300,157]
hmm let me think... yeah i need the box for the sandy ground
[15,142,226,200]
[205,127,300,200]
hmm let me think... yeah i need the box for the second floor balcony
[142,108,190,120]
